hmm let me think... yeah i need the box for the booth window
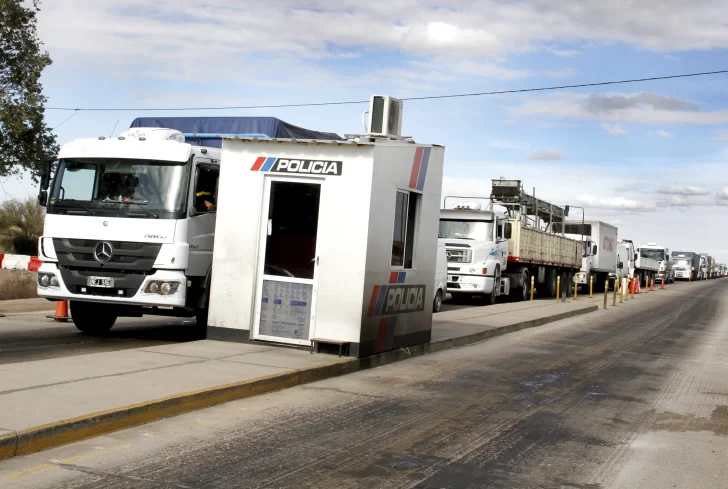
[391,190,419,268]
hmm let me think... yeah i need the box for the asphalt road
[0,313,200,365]
[0,280,726,488]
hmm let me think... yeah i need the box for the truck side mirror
[634,253,638,261]
[593,244,597,255]
[504,222,512,239]
[37,159,53,207]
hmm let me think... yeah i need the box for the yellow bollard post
[612,279,617,306]
[620,278,624,303]
[555,276,561,301]
[589,275,593,298]
[645,275,649,294]
[603,280,609,309]
[573,278,578,300]
[530,275,535,301]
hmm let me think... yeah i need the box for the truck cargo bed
[508,223,580,269]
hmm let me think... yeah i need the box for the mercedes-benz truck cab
[36,128,220,333]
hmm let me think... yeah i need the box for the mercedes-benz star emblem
[103,221,108,227]
[446,251,452,259]
[94,241,113,263]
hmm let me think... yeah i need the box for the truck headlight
[38,272,60,288]
[144,280,180,295]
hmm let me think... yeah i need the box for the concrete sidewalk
[0,298,598,460]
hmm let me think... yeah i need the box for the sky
[2,0,728,261]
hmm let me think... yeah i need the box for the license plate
[87,277,114,288]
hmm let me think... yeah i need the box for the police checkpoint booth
[207,97,445,356]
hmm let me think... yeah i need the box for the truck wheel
[564,272,574,298]
[514,270,529,302]
[433,290,443,313]
[546,269,557,297]
[70,301,116,334]
[482,290,497,306]
[196,307,209,329]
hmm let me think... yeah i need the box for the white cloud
[601,122,627,135]
[510,92,728,125]
[656,185,709,196]
[412,58,531,80]
[36,1,728,81]
[657,196,711,207]
[576,194,656,211]
[719,186,728,199]
[528,150,562,160]
[656,129,674,139]
[710,129,728,141]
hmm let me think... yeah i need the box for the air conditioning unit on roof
[367,95,403,138]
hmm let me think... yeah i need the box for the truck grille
[53,239,161,272]
[446,249,470,263]
[52,238,163,297]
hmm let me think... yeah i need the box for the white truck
[563,220,618,292]
[438,203,511,305]
[637,243,673,284]
[699,254,710,280]
[440,180,581,304]
[671,251,700,281]
[616,239,660,285]
[35,117,341,333]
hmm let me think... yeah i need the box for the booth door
[253,177,322,346]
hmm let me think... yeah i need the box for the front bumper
[36,262,187,308]
[447,274,495,294]
[574,272,588,285]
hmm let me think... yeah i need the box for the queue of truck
[32,98,725,343]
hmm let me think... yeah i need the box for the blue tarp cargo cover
[129,116,343,148]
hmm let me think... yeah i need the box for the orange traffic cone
[660,278,665,290]
[650,278,655,291]
[46,300,71,322]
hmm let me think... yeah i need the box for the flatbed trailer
[491,180,581,299]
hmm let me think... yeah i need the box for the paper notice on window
[259,280,312,340]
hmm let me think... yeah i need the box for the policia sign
[252,157,343,176]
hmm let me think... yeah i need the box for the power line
[52,109,80,129]
[45,69,728,112]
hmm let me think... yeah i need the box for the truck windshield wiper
[60,199,96,215]
[103,199,159,219]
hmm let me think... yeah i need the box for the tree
[0,0,57,182]
[0,197,44,254]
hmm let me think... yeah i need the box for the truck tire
[70,301,116,334]
[196,307,209,329]
[563,272,574,298]
[433,290,443,312]
[546,269,557,298]
[514,269,529,302]
[482,265,501,305]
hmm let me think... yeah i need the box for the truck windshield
[674,258,690,266]
[48,158,190,219]
[439,219,494,241]
[640,249,665,261]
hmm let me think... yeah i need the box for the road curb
[0,304,596,461]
